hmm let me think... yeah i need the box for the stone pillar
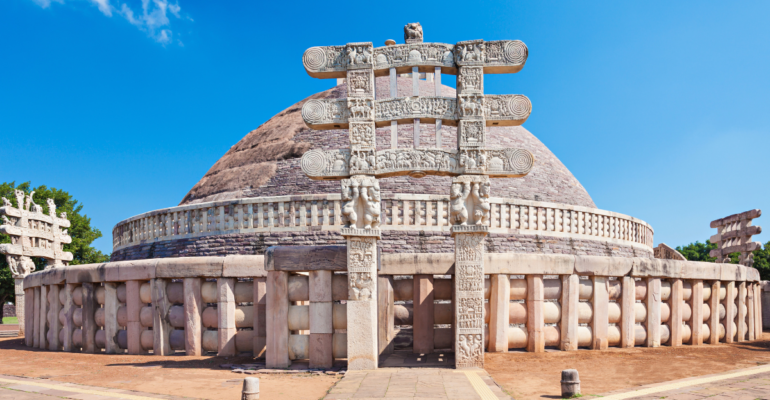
[48,285,62,351]
[755,284,763,340]
[708,281,721,345]
[81,282,97,353]
[104,283,120,354]
[378,275,394,357]
[151,278,171,355]
[669,279,683,346]
[24,287,34,347]
[489,274,510,352]
[253,277,267,358]
[14,278,24,336]
[345,233,380,370]
[62,284,76,352]
[645,278,661,347]
[413,274,434,354]
[454,224,488,366]
[690,280,703,345]
[621,277,635,348]
[590,277,608,350]
[526,274,545,353]
[183,278,203,356]
[32,287,40,348]
[309,270,333,369]
[560,274,578,351]
[748,283,756,341]
[724,281,736,343]
[738,282,747,342]
[266,270,289,368]
[217,278,237,356]
[125,280,147,355]
[39,285,48,350]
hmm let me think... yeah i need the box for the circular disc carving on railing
[509,149,534,174]
[504,40,528,65]
[303,47,327,71]
[301,149,326,176]
[508,95,532,120]
[302,100,326,124]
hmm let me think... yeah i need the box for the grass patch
[2,317,18,324]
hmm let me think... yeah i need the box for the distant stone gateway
[14,24,763,372]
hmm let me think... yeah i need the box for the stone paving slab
[599,364,770,400]
[323,368,509,400]
[0,374,191,399]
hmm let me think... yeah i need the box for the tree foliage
[0,182,110,318]
[677,239,770,280]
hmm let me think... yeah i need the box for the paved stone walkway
[324,368,509,399]
[600,364,770,400]
[0,374,190,399]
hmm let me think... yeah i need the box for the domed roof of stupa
[180,77,596,209]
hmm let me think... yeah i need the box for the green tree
[0,181,110,323]
[677,239,770,280]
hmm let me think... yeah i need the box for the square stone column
[33,287,40,348]
[708,281,721,345]
[151,279,172,356]
[690,280,703,345]
[489,274,510,353]
[24,287,34,347]
[253,277,267,358]
[39,285,48,350]
[590,276,608,350]
[125,280,147,355]
[453,225,487,367]
[377,275,395,357]
[413,274,435,354]
[309,270,333,369]
[669,279,683,347]
[48,285,62,351]
[560,274,579,351]
[266,270,290,369]
[104,283,120,354]
[344,233,379,370]
[526,274,545,353]
[81,283,97,353]
[183,278,203,356]
[724,281,736,343]
[62,284,77,352]
[217,278,237,356]
[621,277,635,348]
[645,277,661,347]
[14,279,25,336]
[738,282,747,342]
[748,283,756,341]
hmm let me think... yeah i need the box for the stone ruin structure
[709,209,762,266]
[13,24,765,372]
[0,190,73,334]
[653,243,686,261]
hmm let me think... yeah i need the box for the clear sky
[1,0,768,254]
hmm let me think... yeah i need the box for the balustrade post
[39,285,49,349]
[691,280,703,345]
[527,274,545,353]
[590,276,608,350]
[560,274,578,351]
[217,278,237,356]
[645,277,661,347]
[151,279,172,355]
[266,270,290,368]
[738,282,747,342]
[48,285,61,351]
[81,283,98,353]
[748,282,755,341]
[24,287,34,347]
[413,274,435,354]
[309,270,333,369]
[104,282,120,354]
[32,287,40,348]
[378,275,395,356]
[183,278,203,356]
[253,277,267,358]
[621,277,635,348]
[708,281,720,345]
[724,281,736,343]
[669,279,683,346]
[489,274,510,352]
[62,284,76,352]
[126,280,146,354]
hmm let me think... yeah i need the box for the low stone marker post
[242,377,259,400]
[561,369,580,398]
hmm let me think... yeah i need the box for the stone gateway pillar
[298,23,534,370]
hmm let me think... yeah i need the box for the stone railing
[21,251,761,366]
[112,195,654,251]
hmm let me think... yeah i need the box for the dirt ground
[0,336,339,400]
[485,332,770,400]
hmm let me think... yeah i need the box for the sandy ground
[0,336,339,400]
[485,332,770,400]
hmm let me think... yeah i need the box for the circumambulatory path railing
[112,195,654,251]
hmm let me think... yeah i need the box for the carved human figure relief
[349,271,374,300]
[472,181,491,225]
[361,185,381,230]
[450,182,471,225]
[349,122,375,148]
[341,180,359,227]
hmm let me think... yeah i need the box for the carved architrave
[347,236,377,301]
[346,69,374,98]
[346,42,374,70]
[455,40,486,67]
[302,95,531,129]
[301,148,533,180]
[349,122,376,150]
[458,120,486,148]
[303,40,528,79]
[457,66,484,95]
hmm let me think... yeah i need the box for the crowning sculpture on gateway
[301,22,534,369]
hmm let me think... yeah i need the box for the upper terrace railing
[112,195,654,251]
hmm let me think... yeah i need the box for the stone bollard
[242,377,259,400]
[561,369,580,398]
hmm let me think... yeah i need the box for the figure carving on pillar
[450,182,471,225]
[361,186,381,230]
[472,181,490,225]
[341,180,359,228]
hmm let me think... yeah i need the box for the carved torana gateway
[300,23,534,369]
[0,190,73,335]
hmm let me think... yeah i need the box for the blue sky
[1,0,768,254]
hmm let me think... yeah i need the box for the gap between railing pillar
[104,282,120,354]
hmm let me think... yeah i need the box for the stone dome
[180,77,596,209]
